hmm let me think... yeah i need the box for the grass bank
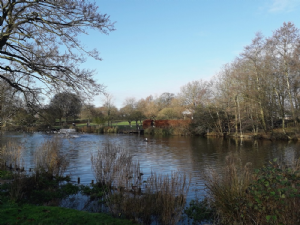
[0,202,134,225]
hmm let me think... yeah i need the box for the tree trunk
[234,96,238,136]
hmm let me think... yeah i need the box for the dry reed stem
[0,141,24,169]
[203,153,253,224]
[91,143,191,224]
[34,137,69,177]
[91,143,141,189]
[107,171,190,225]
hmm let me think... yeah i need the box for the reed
[91,143,191,224]
[34,137,69,178]
[0,141,24,169]
[91,143,141,189]
[8,171,26,202]
[106,171,190,225]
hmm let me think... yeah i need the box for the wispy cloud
[268,0,300,13]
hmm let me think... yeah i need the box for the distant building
[182,109,194,119]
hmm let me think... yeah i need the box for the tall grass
[203,153,252,224]
[91,143,141,189]
[2,138,72,203]
[34,138,69,178]
[106,171,190,225]
[91,143,191,224]
[0,141,24,169]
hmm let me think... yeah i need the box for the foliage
[0,169,14,180]
[93,116,106,126]
[12,108,37,127]
[184,198,215,224]
[245,159,300,224]
[157,107,182,120]
[144,127,173,135]
[204,154,300,225]
[50,92,82,124]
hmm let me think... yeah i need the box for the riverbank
[0,169,135,225]
[0,139,191,225]
[206,129,300,141]
[197,155,300,225]
[5,122,300,141]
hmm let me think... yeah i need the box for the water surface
[2,132,300,200]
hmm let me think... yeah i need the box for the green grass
[112,121,140,126]
[75,121,141,127]
[0,203,136,225]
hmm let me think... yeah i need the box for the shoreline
[206,131,300,141]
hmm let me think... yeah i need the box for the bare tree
[268,22,300,129]
[241,32,270,133]
[179,80,212,120]
[156,92,175,111]
[102,93,117,126]
[0,0,114,104]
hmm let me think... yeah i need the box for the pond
[1,132,300,203]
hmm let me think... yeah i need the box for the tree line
[117,22,300,137]
[0,1,298,138]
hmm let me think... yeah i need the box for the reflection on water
[1,132,300,200]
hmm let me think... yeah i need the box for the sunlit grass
[0,203,135,225]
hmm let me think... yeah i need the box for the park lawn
[76,121,141,127]
[0,202,136,225]
[52,120,143,128]
[112,121,141,126]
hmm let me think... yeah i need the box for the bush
[204,154,300,225]
[144,127,173,135]
[184,198,215,224]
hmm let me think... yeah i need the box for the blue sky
[80,0,300,108]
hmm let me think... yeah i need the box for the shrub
[144,127,173,135]
[184,197,215,224]
[245,158,300,224]
[204,154,300,225]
